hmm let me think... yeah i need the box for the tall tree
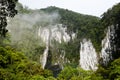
[0,0,18,37]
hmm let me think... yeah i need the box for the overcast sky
[19,0,120,17]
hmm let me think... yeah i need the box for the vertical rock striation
[79,39,98,70]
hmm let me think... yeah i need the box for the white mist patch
[7,11,60,43]
[79,39,98,70]
[100,26,114,65]
[17,11,60,25]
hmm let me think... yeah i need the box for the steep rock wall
[79,39,98,70]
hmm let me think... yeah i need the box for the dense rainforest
[14,4,105,65]
[41,6,105,52]
[0,1,120,80]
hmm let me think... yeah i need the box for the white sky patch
[19,0,120,17]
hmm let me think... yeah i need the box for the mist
[7,10,60,44]
[6,10,61,61]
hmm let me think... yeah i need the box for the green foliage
[1,2,120,80]
[0,46,26,68]
[41,6,105,52]
[57,58,120,80]
[64,40,80,64]
[40,6,106,66]
[57,66,93,80]
[0,46,53,80]
[101,2,120,59]
[10,26,46,63]
[95,66,109,79]
[30,75,56,80]
[2,45,119,80]
[101,3,120,27]
[53,39,80,65]
[109,58,120,80]
[90,73,103,80]
[95,3,120,79]
[94,58,120,80]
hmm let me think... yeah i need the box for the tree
[0,0,18,37]
[109,58,120,80]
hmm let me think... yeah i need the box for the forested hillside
[41,6,105,52]
[6,3,106,67]
[0,2,120,80]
